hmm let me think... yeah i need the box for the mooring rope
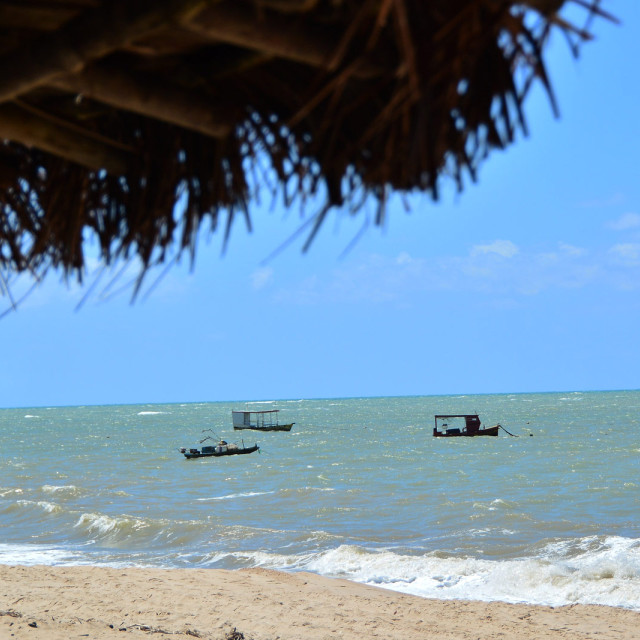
[499,424,519,437]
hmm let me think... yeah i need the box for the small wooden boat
[232,409,294,432]
[433,414,500,437]
[180,438,259,459]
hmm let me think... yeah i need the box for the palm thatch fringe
[0,0,616,289]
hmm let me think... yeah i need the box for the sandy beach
[1,566,638,639]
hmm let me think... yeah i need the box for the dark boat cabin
[434,414,482,437]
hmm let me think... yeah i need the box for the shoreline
[2,565,639,639]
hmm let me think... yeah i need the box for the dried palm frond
[0,0,616,288]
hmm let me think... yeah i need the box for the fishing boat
[232,409,294,432]
[433,414,500,437]
[180,437,259,459]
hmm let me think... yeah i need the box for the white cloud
[558,243,587,258]
[470,240,519,258]
[607,213,640,231]
[250,266,274,290]
[609,243,640,266]
[270,237,640,306]
[396,251,414,265]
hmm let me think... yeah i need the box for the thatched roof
[0,0,614,293]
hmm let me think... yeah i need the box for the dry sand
[1,565,639,639]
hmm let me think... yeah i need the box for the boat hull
[183,445,259,459]
[233,423,294,432]
[433,425,500,437]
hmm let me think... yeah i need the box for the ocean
[2,391,639,610]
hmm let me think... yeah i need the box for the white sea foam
[42,484,79,496]
[209,537,640,611]
[17,499,61,514]
[297,538,640,611]
[197,491,273,502]
[472,498,512,513]
[75,512,147,536]
[190,541,638,610]
[0,488,23,497]
[137,411,167,415]
[0,544,81,566]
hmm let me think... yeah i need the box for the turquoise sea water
[1,391,639,609]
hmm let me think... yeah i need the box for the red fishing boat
[433,414,500,437]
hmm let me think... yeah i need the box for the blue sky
[1,4,638,408]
